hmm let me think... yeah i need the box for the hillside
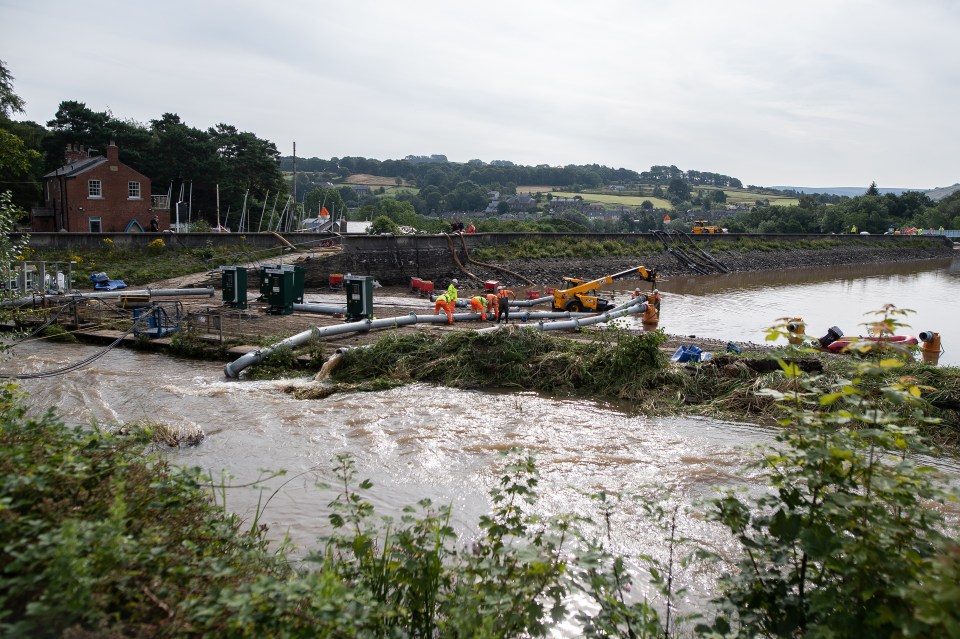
[771,183,960,201]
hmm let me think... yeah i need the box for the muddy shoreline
[464,242,956,288]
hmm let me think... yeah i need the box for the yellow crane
[552,266,658,312]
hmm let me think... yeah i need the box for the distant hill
[922,183,960,201]
[770,186,908,197]
[770,184,960,201]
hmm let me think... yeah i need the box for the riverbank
[465,238,956,287]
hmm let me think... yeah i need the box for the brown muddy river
[6,255,960,625]
[613,256,960,366]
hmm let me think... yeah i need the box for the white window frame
[127,181,141,199]
[88,179,102,198]
[89,216,102,233]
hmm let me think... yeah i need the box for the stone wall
[18,231,954,288]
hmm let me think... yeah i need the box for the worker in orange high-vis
[469,295,488,320]
[434,293,454,324]
[496,287,516,323]
[486,293,499,320]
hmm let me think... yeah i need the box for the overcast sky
[4,1,958,189]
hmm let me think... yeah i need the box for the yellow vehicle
[552,266,658,312]
[692,220,725,234]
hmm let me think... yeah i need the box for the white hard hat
[653,289,659,293]
[451,278,458,284]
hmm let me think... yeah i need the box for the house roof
[43,156,108,179]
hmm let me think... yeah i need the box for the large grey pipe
[475,297,647,334]
[225,312,431,378]
[1,287,215,308]
[293,303,349,314]
[225,298,649,378]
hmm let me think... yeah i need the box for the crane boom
[551,265,658,312]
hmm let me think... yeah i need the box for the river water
[6,255,960,627]
[614,255,960,366]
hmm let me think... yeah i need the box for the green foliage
[39,324,77,343]
[0,384,668,637]
[27,243,265,287]
[369,214,399,235]
[698,311,960,638]
[0,383,289,637]
[334,327,669,399]
[472,237,662,262]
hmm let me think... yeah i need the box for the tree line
[3,59,956,234]
[724,186,959,234]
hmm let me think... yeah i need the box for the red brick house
[31,142,169,232]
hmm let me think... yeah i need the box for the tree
[303,187,346,219]
[0,60,26,118]
[0,191,29,306]
[866,181,880,196]
[445,181,487,212]
[369,215,399,235]
[0,63,43,209]
[667,178,690,200]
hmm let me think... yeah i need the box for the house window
[88,180,102,198]
[128,181,141,199]
[89,217,102,233]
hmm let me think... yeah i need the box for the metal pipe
[224,312,423,378]
[475,298,647,334]
[225,296,650,378]
[511,296,553,307]
[1,287,215,308]
[293,303,349,314]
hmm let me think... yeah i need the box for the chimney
[64,144,89,164]
[106,140,119,162]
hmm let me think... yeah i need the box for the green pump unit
[220,266,248,310]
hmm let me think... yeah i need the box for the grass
[20,241,277,287]
[472,237,663,261]
[550,191,674,209]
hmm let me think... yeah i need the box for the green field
[549,191,673,209]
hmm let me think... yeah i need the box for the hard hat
[635,288,641,292]
[653,289,659,294]
[451,278,458,284]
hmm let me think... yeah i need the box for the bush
[697,310,960,637]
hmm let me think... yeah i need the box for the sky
[3,0,959,189]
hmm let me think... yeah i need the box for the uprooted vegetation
[288,325,960,451]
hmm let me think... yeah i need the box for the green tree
[445,180,487,212]
[667,177,690,201]
[0,191,29,302]
[0,60,25,118]
[369,215,398,234]
[866,181,880,196]
[303,187,346,219]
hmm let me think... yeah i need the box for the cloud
[4,0,958,187]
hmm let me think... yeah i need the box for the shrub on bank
[3,311,959,637]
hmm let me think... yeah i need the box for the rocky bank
[444,240,955,289]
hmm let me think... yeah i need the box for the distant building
[31,143,168,232]
[505,193,536,211]
[330,219,372,234]
[608,185,625,191]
